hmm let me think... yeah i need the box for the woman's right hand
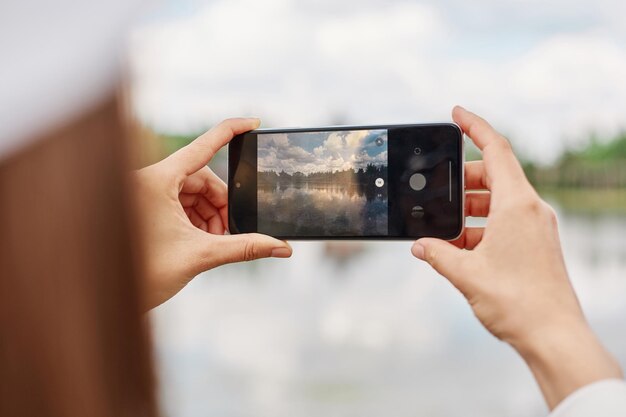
[412,106,623,409]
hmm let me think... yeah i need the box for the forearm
[514,319,623,410]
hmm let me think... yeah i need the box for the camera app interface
[257,130,389,236]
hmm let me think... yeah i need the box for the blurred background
[128,0,626,416]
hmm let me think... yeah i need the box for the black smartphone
[228,123,464,240]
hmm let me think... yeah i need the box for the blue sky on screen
[130,0,626,163]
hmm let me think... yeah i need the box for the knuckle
[219,118,238,131]
[542,201,558,226]
[467,120,486,139]
[496,137,513,152]
[515,192,542,215]
[208,119,238,143]
[242,237,259,261]
[479,173,488,190]
[525,196,543,214]
[483,172,493,190]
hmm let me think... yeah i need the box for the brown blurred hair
[0,97,158,417]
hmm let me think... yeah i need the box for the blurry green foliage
[154,129,626,213]
[159,134,196,156]
[526,133,626,189]
[541,188,626,215]
[570,132,626,162]
[158,133,229,180]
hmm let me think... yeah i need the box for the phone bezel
[228,123,465,241]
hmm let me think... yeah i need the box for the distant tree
[530,132,626,188]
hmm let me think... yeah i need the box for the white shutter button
[409,173,426,191]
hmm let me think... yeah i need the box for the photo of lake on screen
[257,130,389,236]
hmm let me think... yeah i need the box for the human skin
[412,106,623,409]
[133,118,292,309]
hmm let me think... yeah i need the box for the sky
[129,0,626,163]
[258,130,387,175]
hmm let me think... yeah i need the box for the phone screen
[257,129,389,236]
[229,124,463,240]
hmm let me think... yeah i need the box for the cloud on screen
[258,130,387,174]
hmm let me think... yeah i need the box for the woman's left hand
[133,118,292,309]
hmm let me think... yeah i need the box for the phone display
[229,124,463,240]
[258,129,389,237]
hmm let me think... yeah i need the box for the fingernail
[271,247,292,258]
[411,242,425,260]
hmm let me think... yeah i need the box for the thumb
[169,118,261,176]
[210,233,292,266]
[412,238,468,287]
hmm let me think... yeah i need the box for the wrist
[513,317,623,409]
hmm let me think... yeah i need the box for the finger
[180,193,226,233]
[450,227,485,250]
[207,233,292,266]
[191,195,219,219]
[207,213,225,235]
[412,238,469,290]
[195,197,227,233]
[453,106,504,151]
[181,167,228,208]
[465,192,490,217]
[218,206,229,232]
[169,118,261,175]
[179,193,198,208]
[453,106,529,194]
[465,161,487,190]
[188,208,208,232]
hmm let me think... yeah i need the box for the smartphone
[228,123,464,240]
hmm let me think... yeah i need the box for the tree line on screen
[258,163,388,187]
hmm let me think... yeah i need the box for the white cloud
[345,130,369,148]
[323,132,345,156]
[504,33,626,157]
[129,0,626,163]
[258,130,386,174]
[315,3,446,60]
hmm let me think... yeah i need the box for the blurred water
[151,203,626,417]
